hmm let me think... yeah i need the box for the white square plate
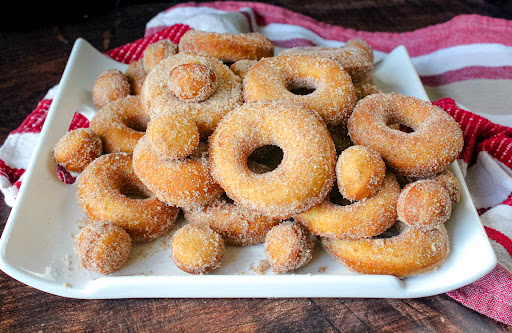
[0,38,497,299]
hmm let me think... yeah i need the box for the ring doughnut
[243,54,356,125]
[183,193,281,246]
[171,224,225,275]
[142,39,178,73]
[280,38,374,85]
[141,52,243,135]
[348,93,464,177]
[74,220,131,275]
[90,95,149,154]
[53,128,102,173]
[209,99,337,219]
[295,172,400,239]
[76,153,179,242]
[133,135,223,208]
[264,221,314,273]
[336,145,386,201]
[178,30,274,63]
[397,179,452,231]
[322,222,450,277]
[92,69,131,109]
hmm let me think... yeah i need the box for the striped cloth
[1,1,511,324]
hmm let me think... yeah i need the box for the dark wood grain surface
[1,1,512,331]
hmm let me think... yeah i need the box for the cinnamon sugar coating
[125,59,146,95]
[53,128,102,173]
[143,39,178,73]
[74,220,131,275]
[168,63,217,102]
[76,153,179,242]
[244,54,356,125]
[92,69,131,109]
[178,30,274,63]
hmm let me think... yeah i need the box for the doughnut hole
[336,145,385,201]
[92,69,130,109]
[397,180,452,230]
[143,39,178,73]
[168,63,217,102]
[147,112,200,160]
[429,170,461,205]
[53,128,103,173]
[171,224,225,274]
[74,220,132,275]
[264,221,314,273]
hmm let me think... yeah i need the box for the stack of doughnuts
[53,31,464,277]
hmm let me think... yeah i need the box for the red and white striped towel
[1,1,511,325]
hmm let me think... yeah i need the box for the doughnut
[178,30,274,63]
[125,59,146,95]
[348,93,464,177]
[142,39,178,73]
[209,99,337,219]
[322,222,450,277]
[168,63,217,102]
[171,224,225,274]
[146,111,199,160]
[183,193,281,246]
[89,95,149,154]
[76,153,179,242]
[141,52,243,135]
[92,69,131,109]
[397,179,452,231]
[264,221,314,273]
[53,128,102,173]
[243,54,356,125]
[336,145,386,201]
[428,169,461,205]
[74,220,131,275]
[133,135,223,208]
[229,59,257,79]
[295,172,400,239]
[280,38,374,85]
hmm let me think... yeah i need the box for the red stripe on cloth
[68,112,90,131]
[0,160,25,185]
[107,24,192,64]
[485,226,512,259]
[433,98,512,168]
[56,164,76,185]
[168,2,512,55]
[447,263,512,326]
[421,66,512,86]
[11,99,52,134]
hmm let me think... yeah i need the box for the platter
[0,38,497,298]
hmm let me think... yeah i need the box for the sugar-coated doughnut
[168,63,217,102]
[133,136,223,208]
[142,39,178,73]
[209,99,337,219]
[90,95,149,154]
[428,169,461,205]
[280,38,374,85]
[229,59,257,79]
[146,111,199,160]
[178,30,274,63]
[295,173,400,239]
[264,221,314,273]
[53,128,102,173]
[348,93,464,177]
[183,193,281,246]
[142,52,243,135]
[322,222,449,277]
[125,59,146,95]
[92,69,131,109]
[76,153,179,242]
[171,224,225,274]
[397,180,452,231]
[244,54,356,125]
[336,145,386,201]
[74,220,131,275]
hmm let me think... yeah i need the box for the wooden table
[1,1,511,331]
